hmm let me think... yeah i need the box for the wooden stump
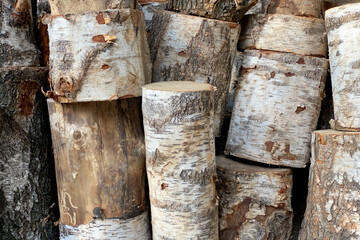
[0,67,58,239]
[216,156,293,240]
[326,3,360,130]
[264,0,323,18]
[149,10,240,136]
[167,0,256,22]
[47,98,150,239]
[45,9,151,103]
[226,51,243,113]
[0,0,40,67]
[225,50,328,168]
[299,130,360,239]
[239,14,327,57]
[142,81,218,240]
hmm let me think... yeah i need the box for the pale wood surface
[265,0,323,17]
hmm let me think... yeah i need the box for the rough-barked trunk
[149,10,240,136]
[0,67,58,239]
[226,51,243,113]
[299,130,360,239]
[45,9,151,103]
[140,2,168,31]
[324,0,360,12]
[142,81,218,240]
[225,50,328,168]
[216,156,293,240]
[264,0,323,18]
[36,0,51,67]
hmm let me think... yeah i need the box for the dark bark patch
[18,80,40,116]
[265,141,274,152]
[297,57,305,64]
[285,72,296,77]
[278,144,296,160]
[92,35,106,43]
[295,105,306,114]
[101,64,110,70]
[96,14,106,24]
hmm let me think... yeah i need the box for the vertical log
[47,98,150,239]
[326,3,360,130]
[225,50,328,168]
[36,0,51,67]
[216,156,293,240]
[149,10,240,136]
[226,51,243,113]
[299,130,360,239]
[142,81,218,240]
[0,67,58,239]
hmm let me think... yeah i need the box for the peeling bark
[225,50,328,168]
[142,81,218,240]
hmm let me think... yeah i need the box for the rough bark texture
[239,14,327,57]
[48,0,136,15]
[149,10,240,136]
[0,0,40,67]
[324,0,360,12]
[47,98,149,237]
[142,81,218,240]
[299,130,360,239]
[140,2,167,31]
[45,9,151,103]
[326,3,360,130]
[36,0,51,67]
[0,67,58,239]
[225,50,328,168]
[226,51,243,113]
[264,0,323,18]
[167,0,256,22]
[216,156,293,240]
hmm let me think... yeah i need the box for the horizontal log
[45,9,151,103]
[239,14,327,57]
[217,156,293,240]
[324,0,360,12]
[326,3,360,130]
[225,50,328,168]
[149,10,240,136]
[265,0,323,18]
[299,130,360,239]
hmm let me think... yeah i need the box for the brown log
[142,81,218,240]
[265,0,323,18]
[216,156,293,240]
[149,10,240,136]
[299,130,360,239]
[47,98,150,238]
[0,67,58,239]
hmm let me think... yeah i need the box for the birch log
[142,81,218,240]
[264,0,323,18]
[216,156,293,240]
[167,0,256,22]
[0,67,58,239]
[226,51,243,113]
[225,50,328,168]
[324,0,360,12]
[140,2,168,31]
[0,0,40,67]
[299,130,360,239]
[45,9,151,103]
[48,0,135,15]
[47,98,150,239]
[239,14,327,57]
[326,3,360,130]
[149,10,240,136]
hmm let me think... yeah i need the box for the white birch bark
[45,9,151,103]
[216,156,293,240]
[225,50,328,168]
[149,10,240,136]
[324,0,360,10]
[299,130,360,239]
[142,81,218,240]
[326,3,360,130]
[239,14,327,57]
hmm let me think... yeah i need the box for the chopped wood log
[264,0,323,18]
[48,0,135,15]
[326,3,360,130]
[226,51,243,113]
[0,67,58,239]
[216,156,293,240]
[149,10,240,136]
[225,50,328,168]
[47,98,150,238]
[167,0,256,22]
[299,130,360,239]
[239,14,327,57]
[142,81,218,240]
[0,0,40,67]
[324,0,360,12]
[140,2,168,31]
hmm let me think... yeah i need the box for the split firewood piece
[299,130,360,239]
[239,14,327,57]
[226,51,243,113]
[47,98,150,239]
[149,10,240,136]
[225,50,328,168]
[48,0,135,15]
[0,67,58,239]
[324,0,360,12]
[326,3,360,130]
[45,9,151,103]
[264,0,323,18]
[0,0,40,67]
[142,81,218,240]
[216,156,293,240]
